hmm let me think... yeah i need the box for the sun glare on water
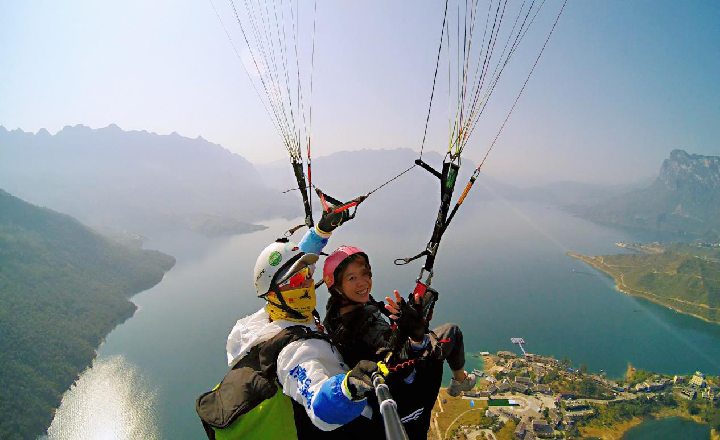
[44,356,160,440]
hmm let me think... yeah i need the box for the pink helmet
[323,246,368,289]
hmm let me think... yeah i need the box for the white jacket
[226,308,370,431]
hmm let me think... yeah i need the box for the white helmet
[253,239,319,297]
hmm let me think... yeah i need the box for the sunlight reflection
[45,356,159,440]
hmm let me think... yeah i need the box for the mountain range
[0,125,293,240]
[582,150,720,239]
[3,124,713,242]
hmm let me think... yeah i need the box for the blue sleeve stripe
[298,229,329,255]
[312,374,365,425]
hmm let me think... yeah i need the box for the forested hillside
[0,189,175,439]
[569,244,720,324]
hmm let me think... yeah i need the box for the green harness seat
[213,383,297,440]
[196,326,328,440]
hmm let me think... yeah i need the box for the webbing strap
[393,250,429,266]
[292,160,313,228]
[314,187,365,219]
[395,156,460,288]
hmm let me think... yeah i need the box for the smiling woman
[336,254,373,306]
[322,245,477,439]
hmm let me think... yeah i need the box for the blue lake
[47,201,720,439]
[622,417,711,440]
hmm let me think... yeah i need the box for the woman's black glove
[398,299,426,342]
[344,360,378,401]
[317,207,351,234]
[385,290,426,342]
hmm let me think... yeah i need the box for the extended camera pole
[372,372,409,440]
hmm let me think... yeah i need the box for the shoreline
[580,416,643,440]
[46,263,174,435]
[581,414,713,440]
[567,252,720,326]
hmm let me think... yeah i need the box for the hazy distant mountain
[0,125,293,238]
[518,179,652,210]
[582,150,720,237]
[0,189,174,438]
[257,148,647,224]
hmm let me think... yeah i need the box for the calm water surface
[621,417,711,440]
[47,201,720,439]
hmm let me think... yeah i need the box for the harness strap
[395,156,460,298]
[292,160,314,228]
[315,187,365,218]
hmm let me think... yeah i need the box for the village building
[702,385,718,401]
[646,381,667,392]
[548,409,561,428]
[563,408,594,420]
[497,350,517,360]
[525,354,557,366]
[508,359,525,369]
[634,383,649,393]
[691,371,707,388]
[532,383,552,395]
[515,376,533,386]
[591,376,605,386]
[531,364,547,376]
[512,382,529,394]
[531,419,554,438]
[680,387,697,400]
[488,365,505,377]
[565,400,591,412]
[496,382,512,394]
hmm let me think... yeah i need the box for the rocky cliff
[584,150,720,238]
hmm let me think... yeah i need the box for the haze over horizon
[1,1,719,186]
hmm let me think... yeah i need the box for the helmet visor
[280,265,315,289]
[275,252,319,287]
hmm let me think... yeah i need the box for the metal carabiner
[415,266,434,286]
[284,223,306,238]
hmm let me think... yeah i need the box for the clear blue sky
[1,1,718,185]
